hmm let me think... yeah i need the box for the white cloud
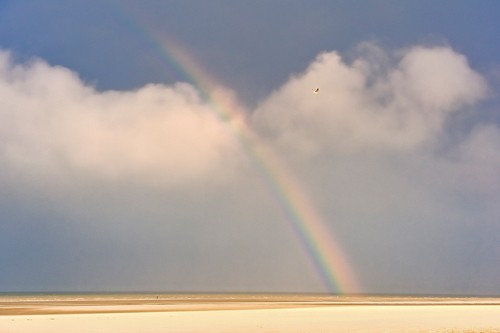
[0,51,241,188]
[253,44,488,154]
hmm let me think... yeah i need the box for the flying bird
[312,88,320,94]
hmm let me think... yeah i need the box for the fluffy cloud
[0,51,240,188]
[253,43,488,153]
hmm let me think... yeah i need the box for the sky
[0,0,499,295]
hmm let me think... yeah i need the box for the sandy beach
[1,294,500,332]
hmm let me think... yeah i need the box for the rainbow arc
[104,3,360,293]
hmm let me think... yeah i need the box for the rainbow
[106,4,360,293]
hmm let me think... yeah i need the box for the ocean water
[1,292,499,305]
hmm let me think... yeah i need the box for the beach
[1,294,500,332]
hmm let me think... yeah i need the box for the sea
[1,292,499,306]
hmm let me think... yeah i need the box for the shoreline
[2,294,500,315]
[2,295,500,332]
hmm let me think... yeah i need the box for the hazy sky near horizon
[1,1,499,295]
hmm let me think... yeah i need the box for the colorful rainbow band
[103,2,360,293]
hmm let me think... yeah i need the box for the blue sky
[2,1,498,104]
[0,1,499,294]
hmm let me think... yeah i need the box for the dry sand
[1,295,500,332]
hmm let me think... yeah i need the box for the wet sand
[1,294,500,332]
